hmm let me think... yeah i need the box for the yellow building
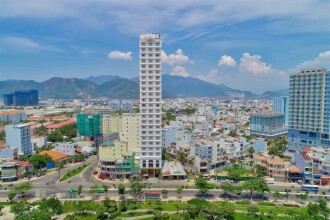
[99,140,129,160]
[101,113,140,153]
[102,115,122,134]
[120,113,140,153]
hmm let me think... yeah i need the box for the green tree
[176,186,183,198]
[74,200,94,215]
[161,189,168,198]
[220,182,234,200]
[8,192,17,202]
[47,130,63,142]
[256,178,270,200]
[10,199,30,217]
[224,167,251,182]
[128,178,146,200]
[255,164,264,178]
[13,182,32,195]
[296,192,309,204]
[243,179,258,201]
[187,198,210,218]
[247,205,259,217]
[16,210,52,220]
[228,130,238,137]
[195,175,215,196]
[273,190,283,202]
[28,154,52,170]
[77,185,83,197]
[176,152,187,164]
[88,184,100,199]
[102,185,109,198]
[118,183,126,198]
[318,197,330,219]
[307,202,320,218]
[38,197,63,215]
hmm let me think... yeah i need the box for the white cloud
[197,69,222,84]
[218,55,237,67]
[162,49,190,66]
[108,50,132,60]
[170,65,190,77]
[239,53,272,75]
[1,36,62,52]
[297,50,330,69]
[1,1,330,35]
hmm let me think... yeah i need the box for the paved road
[0,157,329,205]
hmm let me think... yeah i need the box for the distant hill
[0,74,261,99]
[85,75,124,85]
[41,77,98,99]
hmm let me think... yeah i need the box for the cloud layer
[108,50,132,60]
[162,49,190,66]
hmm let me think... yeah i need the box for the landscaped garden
[60,163,90,182]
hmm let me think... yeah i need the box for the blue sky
[1,0,330,93]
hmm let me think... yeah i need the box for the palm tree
[176,152,187,164]
[77,185,83,197]
[273,191,283,202]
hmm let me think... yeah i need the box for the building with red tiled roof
[46,119,76,134]
[38,150,70,161]
[10,160,33,172]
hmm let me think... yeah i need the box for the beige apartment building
[102,113,140,153]
[120,113,140,153]
[102,115,123,134]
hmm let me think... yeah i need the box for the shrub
[235,200,251,205]
[258,201,275,206]
[283,204,300,207]
[110,210,121,218]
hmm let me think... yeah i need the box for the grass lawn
[137,201,187,211]
[61,164,90,182]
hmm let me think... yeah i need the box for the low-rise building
[0,146,18,159]
[46,119,76,134]
[0,110,27,123]
[250,113,287,138]
[38,150,70,162]
[53,142,76,156]
[0,162,20,181]
[162,161,186,180]
[254,155,286,182]
[99,152,138,179]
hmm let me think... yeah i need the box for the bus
[301,184,319,192]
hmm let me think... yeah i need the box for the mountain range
[0,74,288,99]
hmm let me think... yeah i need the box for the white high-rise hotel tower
[139,34,162,177]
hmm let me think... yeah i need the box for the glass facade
[77,114,102,137]
[3,90,38,106]
[288,68,330,150]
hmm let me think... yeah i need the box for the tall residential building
[139,34,162,177]
[77,114,102,138]
[288,68,330,151]
[3,90,38,106]
[272,96,289,126]
[5,124,33,155]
